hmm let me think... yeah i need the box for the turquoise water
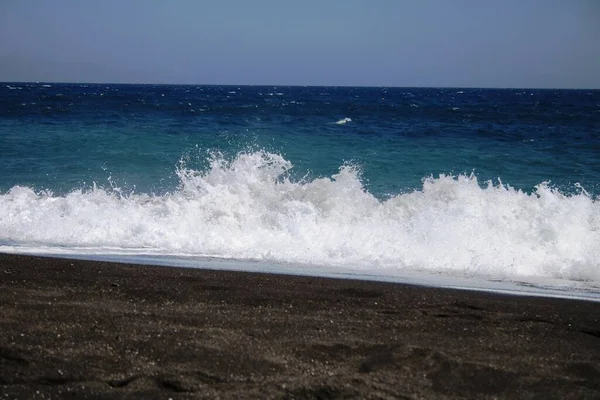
[1,83,599,299]
[2,84,598,196]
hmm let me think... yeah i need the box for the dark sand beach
[1,253,599,399]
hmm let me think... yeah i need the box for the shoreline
[5,251,600,303]
[1,253,599,398]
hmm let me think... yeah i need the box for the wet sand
[1,253,599,399]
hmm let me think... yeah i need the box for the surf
[0,150,598,285]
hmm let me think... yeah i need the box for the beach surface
[1,253,599,399]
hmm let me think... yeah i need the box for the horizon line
[2,80,599,91]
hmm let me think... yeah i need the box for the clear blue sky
[1,0,598,88]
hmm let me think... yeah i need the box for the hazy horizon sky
[1,0,599,88]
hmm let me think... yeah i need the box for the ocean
[1,83,599,300]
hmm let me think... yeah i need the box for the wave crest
[1,151,598,282]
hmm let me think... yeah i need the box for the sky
[0,0,599,88]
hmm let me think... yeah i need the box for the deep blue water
[1,83,598,196]
[0,83,599,294]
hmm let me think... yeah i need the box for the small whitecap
[335,117,352,125]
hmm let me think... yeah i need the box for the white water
[335,117,352,124]
[1,151,599,295]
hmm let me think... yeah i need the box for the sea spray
[1,151,598,283]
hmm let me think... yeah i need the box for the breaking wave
[1,151,599,282]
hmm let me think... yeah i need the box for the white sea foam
[335,117,352,125]
[1,151,599,285]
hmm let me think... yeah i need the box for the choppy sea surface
[1,83,599,300]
